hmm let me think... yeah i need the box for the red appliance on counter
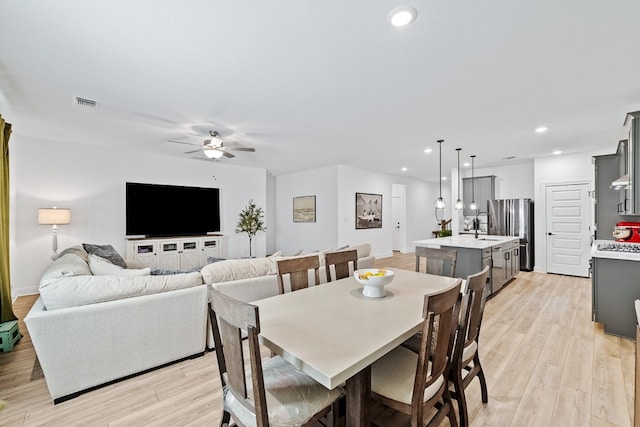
[613,221,640,242]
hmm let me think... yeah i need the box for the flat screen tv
[126,182,221,237]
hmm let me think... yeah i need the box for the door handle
[548,232,555,236]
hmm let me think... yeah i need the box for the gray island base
[414,235,519,296]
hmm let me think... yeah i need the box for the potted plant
[235,199,267,257]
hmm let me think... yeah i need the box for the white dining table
[253,268,460,427]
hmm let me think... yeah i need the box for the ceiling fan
[169,131,256,159]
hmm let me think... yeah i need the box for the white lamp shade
[38,208,71,225]
[204,149,224,159]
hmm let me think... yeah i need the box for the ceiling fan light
[204,149,224,159]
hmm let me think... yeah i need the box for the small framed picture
[356,193,382,229]
[293,195,316,223]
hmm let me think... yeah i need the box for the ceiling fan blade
[226,147,256,152]
[169,139,199,146]
[222,150,235,158]
[184,149,202,154]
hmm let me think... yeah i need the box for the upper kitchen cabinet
[593,153,622,239]
[616,111,640,215]
[463,175,496,216]
[614,139,631,214]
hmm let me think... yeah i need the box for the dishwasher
[491,244,506,294]
[482,248,493,295]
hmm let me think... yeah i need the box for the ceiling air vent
[73,96,99,109]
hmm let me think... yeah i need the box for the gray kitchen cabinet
[594,153,622,239]
[441,239,519,296]
[441,246,493,293]
[463,175,495,216]
[616,140,631,214]
[592,256,640,338]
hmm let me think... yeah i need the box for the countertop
[591,239,640,261]
[414,235,518,250]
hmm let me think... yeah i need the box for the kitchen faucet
[474,211,487,239]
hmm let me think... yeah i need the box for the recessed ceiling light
[389,7,417,27]
[401,167,408,172]
[463,162,470,167]
[424,148,432,154]
[535,126,548,133]
[553,150,563,155]
[441,177,447,181]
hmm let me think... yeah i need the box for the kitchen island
[414,235,520,295]
[591,240,640,339]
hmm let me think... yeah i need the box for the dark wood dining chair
[450,265,491,427]
[370,279,463,427]
[415,246,458,277]
[324,249,358,282]
[276,254,320,294]
[208,287,343,427]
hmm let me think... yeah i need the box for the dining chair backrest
[324,249,358,282]
[450,265,491,427]
[461,265,490,347]
[415,246,458,277]
[277,254,321,294]
[417,279,463,400]
[209,287,269,424]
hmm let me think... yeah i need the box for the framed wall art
[293,195,316,223]
[355,192,382,229]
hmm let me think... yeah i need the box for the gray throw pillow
[82,243,127,269]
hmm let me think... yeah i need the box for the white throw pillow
[88,254,150,277]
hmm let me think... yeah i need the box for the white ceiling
[1,1,640,182]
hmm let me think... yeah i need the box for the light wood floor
[0,252,634,426]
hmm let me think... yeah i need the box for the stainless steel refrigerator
[487,199,534,271]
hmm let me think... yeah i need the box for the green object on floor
[0,320,21,352]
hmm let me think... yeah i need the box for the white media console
[126,235,222,270]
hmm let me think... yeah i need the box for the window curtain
[0,114,16,322]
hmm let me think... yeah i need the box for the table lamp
[38,207,71,260]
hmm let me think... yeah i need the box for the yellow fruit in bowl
[358,269,388,280]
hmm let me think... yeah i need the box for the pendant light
[434,139,446,209]
[469,155,478,211]
[454,148,464,210]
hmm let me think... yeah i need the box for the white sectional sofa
[25,242,374,402]
[25,245,208,403]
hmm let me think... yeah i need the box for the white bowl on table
[354,268,395,298]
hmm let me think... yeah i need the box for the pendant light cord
[471,154,476,208]
[438,141,443,199]
[456,148,461,200]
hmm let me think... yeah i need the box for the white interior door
[545,183,591,277]
[392,184,406,252]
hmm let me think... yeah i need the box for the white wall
[273,165,445,259]
[10,136,267,297]
[473,162,535,200]
[533,151,603,273]
[274,166,339,255]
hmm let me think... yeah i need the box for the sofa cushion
[82,243,127,269]
[40,252,92,285]
[39,272,203,310]
[348,243,371,259]
[88,254,151,277]
[201,256,279,284]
